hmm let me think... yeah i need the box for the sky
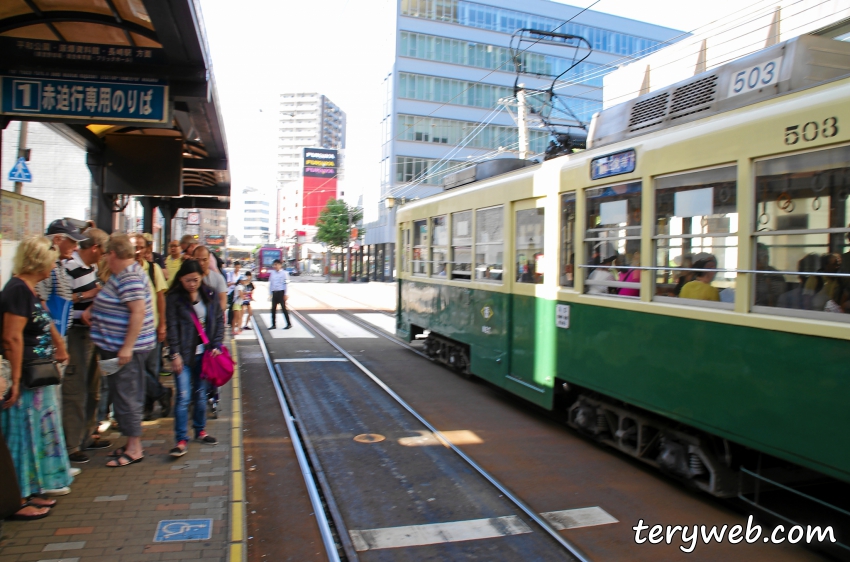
[198,0,753,232]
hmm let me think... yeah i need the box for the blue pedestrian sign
[8,157,32,182]
[153,519,213,542]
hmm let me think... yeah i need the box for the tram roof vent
[443,158,536,190]
[591,34,850,148]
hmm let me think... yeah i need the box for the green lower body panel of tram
[398,279,850,484]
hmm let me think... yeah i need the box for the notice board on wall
[1,190,44,241]
[0,190,45,287]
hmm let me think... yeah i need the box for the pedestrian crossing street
[241,312,394,340]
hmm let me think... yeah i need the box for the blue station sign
[590,149,637,181]
[1,75,168,124]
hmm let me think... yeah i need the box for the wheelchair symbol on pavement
[154,518,213,542]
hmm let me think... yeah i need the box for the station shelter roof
[0,0,229,206]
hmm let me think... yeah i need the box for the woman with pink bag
[164,260,225,457]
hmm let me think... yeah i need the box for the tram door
[509,198,548,392]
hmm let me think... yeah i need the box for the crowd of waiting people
[0,221,242,523]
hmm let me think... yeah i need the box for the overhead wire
[386,0,791,197]
[529,0,829,106]
[385,0,605,149]
[392,106,508,196]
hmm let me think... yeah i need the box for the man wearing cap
[142,233,166,270]
[37,220,88,335]
[37,220,89,464]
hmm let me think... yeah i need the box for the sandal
[107,446,127,458]
[26,495,57,508]
[106,453,144,468]
[10,501,51,521]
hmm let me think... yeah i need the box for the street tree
[316,199,364,279]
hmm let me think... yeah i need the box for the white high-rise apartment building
[277,92,346,241]
[241,187,271,244]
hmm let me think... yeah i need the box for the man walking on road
[268,259,291,329]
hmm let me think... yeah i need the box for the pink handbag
[189,308,235,387]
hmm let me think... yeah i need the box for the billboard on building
[302,148,337,225]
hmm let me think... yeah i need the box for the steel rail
[291,308,593,562]
[254,322,342,562]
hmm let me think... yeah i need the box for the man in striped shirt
[63,228,110,463]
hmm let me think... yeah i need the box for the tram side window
[584,182,641,296]
[516,208,545,284]
[654,167,738,306]
[560,193,576,288]
[753,145,850,321]
[412,219,428,276]
[402,227,411,274]
[431,216,448,277]
[451,210,472,281]
[476,206,503,282]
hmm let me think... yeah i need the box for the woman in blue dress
[1,236,72,520]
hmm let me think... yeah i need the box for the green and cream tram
[395,35,850,534]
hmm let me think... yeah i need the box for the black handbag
[21,358,60,389]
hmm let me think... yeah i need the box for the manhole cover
[353,434,385,444]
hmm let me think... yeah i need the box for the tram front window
[753,145,850,321]
[654,166,738,307]
[515,207,545,284]
[584,182,641,296]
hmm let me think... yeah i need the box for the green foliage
[315,199,364,252]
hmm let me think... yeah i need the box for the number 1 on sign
[12,80,41,112]
[17,83,31,107]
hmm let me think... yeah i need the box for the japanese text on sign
[6,38,164,65]
[1,76,168,123]
[590,149,637,181]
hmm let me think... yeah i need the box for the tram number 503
[728,58,781,97]
[785,118,839,145]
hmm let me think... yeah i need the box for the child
[231,278,245,335]
[241,272,254,330]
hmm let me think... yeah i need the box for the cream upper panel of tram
[554,73,850,192]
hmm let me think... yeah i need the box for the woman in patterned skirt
[1,236,72,519]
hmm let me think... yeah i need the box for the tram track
[254,296,591,561]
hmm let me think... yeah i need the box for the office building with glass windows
[363,0,682,280]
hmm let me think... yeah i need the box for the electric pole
[346,209,351,283]
[517,84,530,160]
[15,122,28,194]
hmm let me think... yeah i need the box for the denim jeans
[173,354,206,443]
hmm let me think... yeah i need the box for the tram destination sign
[1,75,168,124]
[590,149,637,181]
